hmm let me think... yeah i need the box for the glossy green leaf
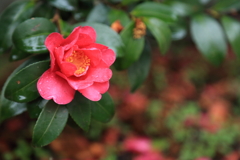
[90,93,114,123]
[48,0,78,11]
[0,0,35,54]
[32,101,68,147]
[115,21,144,70]
[108,9,131,27]
[164,1,194,17]
[221,16,240,57]
[5,60,50,103]
[86,3,109,24]
[9,46,31,61]
[144,17,171,54]
[75,22,125,57]
[12,18,57,54]
[0,55,47,122]
[27,98,48,119]
[190,14,227,65]
[211,0,240,12]
[131,2,177,23]
[128,41,151,92]
[67,92,91,131]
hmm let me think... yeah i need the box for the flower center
[66,50,90,75]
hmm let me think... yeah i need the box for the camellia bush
[0,0,240,151]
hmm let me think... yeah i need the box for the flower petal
[75,26,97,47]
[101,49,116,66]
[45,32,64,51]
[79,81,109,101]
[56,71,93,90]
[59,62,77,77]
[61,27,81,50]
[80,49,101,66]
[84,43,108,50]
[37,69,75,104]
[45,32,64,71]
[83,68,112,82]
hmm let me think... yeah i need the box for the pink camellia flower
[37,26,116,104]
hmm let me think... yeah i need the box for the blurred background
[1,0,240,160]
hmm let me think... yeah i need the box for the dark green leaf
[9,46,31,61]
[27,98,48,119]
[5,60,50,103]
[0,55,47,122]
[32,2,54,19]
[221,16,240,57]
[90,93,114,123]
[12,18,57,54]
[131,2,177,23]
[211,0,240,13]
[32,101,68,147]
[49,0,78,11]
[0,0,35,54]
[86,3,109,24]
[144,17,171,54]
[128,41,151,92]
[115,21,144,70]
[67,92,91,131]
[121,0,141,5]
[75,22,125,57]
[190,14,227,65]
[108,9,131,27]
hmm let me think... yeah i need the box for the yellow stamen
[66,51,90,75]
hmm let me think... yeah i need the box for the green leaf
[143,17,171,54]
[164,1,194,17]
[190,14,227,65]
[128,41,151,92]
[108,9,131,27]
[90,93,114,123]
[27,98,48,119]
[115,21,144,70]
[211,0,240,13]
[48,0,78,11]
[86,3,109,24]
[59,19,73,37]
[67,92,91,131]
[32,2,54,19]
[131,2,177,23]
[4,60,50,103]
[75,22,125,57]
[221,16,240,57]
[0,0,35,54]
[12,18,57,54]
[9,46,31,61]
[0,55,47,122]
[32,101,68,147]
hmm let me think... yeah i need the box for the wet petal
[83,67,112,82]
[79,81,109,101]
[37,69,75,104]
[56,71,93,90]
